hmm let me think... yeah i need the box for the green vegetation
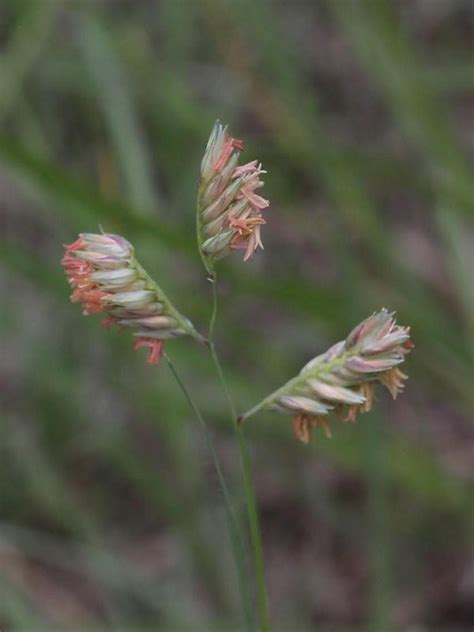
[1,1,472,630]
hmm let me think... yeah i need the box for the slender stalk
[207,275,271,632]
[134,259,207,345]
[239,354,351,423]
[163,351,254,630]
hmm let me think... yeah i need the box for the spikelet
[239,309,413,443]
[61,233,206,364]
[197,121,269,273]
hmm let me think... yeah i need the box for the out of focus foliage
[1,1,473,630]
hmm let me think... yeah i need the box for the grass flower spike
[197,121,269,273]
[62,233,205,364]
[239,309,413,443]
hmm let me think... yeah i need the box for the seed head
[197,121,269,272]
[61,233,206,364]
[239,309,413,443]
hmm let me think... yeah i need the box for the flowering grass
[1,2,471,629]
[60,123,414,632]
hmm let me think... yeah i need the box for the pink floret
[133,338,164,365]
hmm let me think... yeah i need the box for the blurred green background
[1,0,473,630]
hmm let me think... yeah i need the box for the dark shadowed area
[1,1,473,631]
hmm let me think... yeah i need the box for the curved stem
[239,353,352,424]
[163,351,254,630]
[134,259,207,346]
[238,374,303,424]
[207,277,270,632]
[209,277,236,418]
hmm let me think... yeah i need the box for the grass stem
[163,350,254,630]
[207,276,271,632]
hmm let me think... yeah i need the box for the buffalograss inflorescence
[239,309,413,443]
[62,232,205,364]
[197,121,269,273]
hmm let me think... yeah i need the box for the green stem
[208,276,271,632]
[163,350,254,630]
[133,258,207,346]
[239,352,354,423]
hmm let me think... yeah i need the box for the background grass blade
[78,13,159,215]
[0,0,472,628]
